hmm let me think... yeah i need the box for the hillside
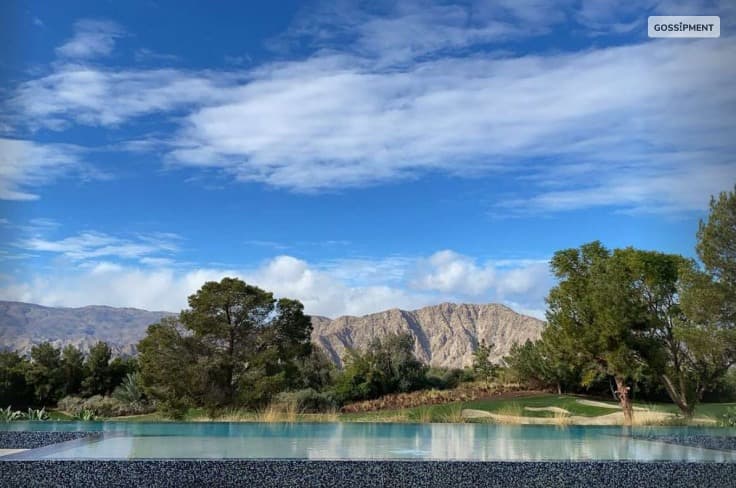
[0,301,543,367]
[312,303,544,368]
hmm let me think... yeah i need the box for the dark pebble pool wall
[0,431,91,449]
[1,460,735,488]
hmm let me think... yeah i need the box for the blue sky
[1,0,734,318]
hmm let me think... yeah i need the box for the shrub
[720,407,736,427]
[425,368,468,390]
[0,406,23,422]
[58,394,153,417]
[24,407,49,421]
[274,388,338,413]
[73,409,98,421]
[112,373,144,404]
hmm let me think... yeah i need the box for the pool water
[2,422,735,461]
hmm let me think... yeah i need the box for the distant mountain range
[0,301,544,368]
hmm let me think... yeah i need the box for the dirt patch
[524,406,570,414]
[462,409,680,426]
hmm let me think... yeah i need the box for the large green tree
[545,242,658,424]
[0,351,33,408]
[26,342,63,406]
[82,341,114,396]
[60,345,85,398]
[663,186,736,414]
[695,185,736,326]
[138,277,314,412]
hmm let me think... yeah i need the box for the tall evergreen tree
[60,345,85,397]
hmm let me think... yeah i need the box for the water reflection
[25,423,735,462]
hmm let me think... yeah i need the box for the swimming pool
[2,422,735,461]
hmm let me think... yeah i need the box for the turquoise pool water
[3,422,735,461]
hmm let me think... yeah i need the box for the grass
[63,394,736,426]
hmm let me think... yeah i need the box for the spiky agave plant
[0,406,24,422]
[112,372,145,407]
[24,407,49,421]
[74,409,98,421]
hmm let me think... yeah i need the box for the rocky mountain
[0,301,544,368]
[312,303,544,368]
[0,301,173,356]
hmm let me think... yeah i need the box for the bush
[25,407,49,420]
[274,388,338,413]
[720,407,736,427]
[58,394,153,417]
[0,406,23,422]
[425,368,470,390]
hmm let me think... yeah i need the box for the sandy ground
[462,409,676,425]
[575,399,648,411]
[462,406,717,425]
[524,406,570,414]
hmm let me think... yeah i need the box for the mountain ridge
[0,300,544,368]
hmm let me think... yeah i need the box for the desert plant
[255,402,299,423]
[552,410,572,427]
[0,406,23,422]
[494,403,525,424]
[412,406,433,423]
[441,403,466,423]
[24,407,49,421]
[112,372,145,407]
[73,409,98,421]
[57,395,86,414]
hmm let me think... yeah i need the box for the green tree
[332,333,427,402]
[26,342,63,406]
[138,317,208,417]
[471,340,497,383]
[180,277,277,406]
[545,242,658,425]
[504,339,579,394]
[295,347,337,392]
[139,278,315,411]
[697,185,736,301]
[60,345,85,397]
[664,187,736,413]
[0,351,33,409]
[82,341,113,396]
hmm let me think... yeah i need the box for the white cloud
[410,250,552,306]
[56,19,124,59]
[0,138,84,200]
[19,231,180,262]
[14,66,235,128]
[10,7,735,213]
[0,243,551,318]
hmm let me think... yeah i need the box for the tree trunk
[661,374,693,417]
[615,376,633,425]
[557,382,562,395]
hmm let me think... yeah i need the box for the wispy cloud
[56,19,125,59]
[19,231,180,262]
[0,138,85,201]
